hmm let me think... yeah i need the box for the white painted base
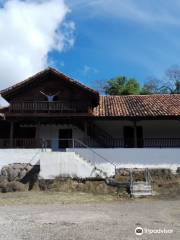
[0,148,179,179]
[39,152,114,179]
[0,149,45,170]
[71,148,180,172]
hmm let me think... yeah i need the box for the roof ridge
[0,68,99,97]
[100,94,179,97]
[0,68,48,95]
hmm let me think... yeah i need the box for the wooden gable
[0,68,99,107]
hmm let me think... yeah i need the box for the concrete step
[131,181,152,197]
[39,151,107,179]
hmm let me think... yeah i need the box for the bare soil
[0,192,179,240]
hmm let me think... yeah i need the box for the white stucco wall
[0,148,179,178]
[71,148,180,171]
[94,120,129,137]
[38,124,85,140]
[39,152,114,179]
[94,120,180,138]
[0,149,43,170]
[17,120,180,147]
[38,124,86,150]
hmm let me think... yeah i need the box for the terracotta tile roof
[93,95,180,118]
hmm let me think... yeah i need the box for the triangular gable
[0,67,99,104]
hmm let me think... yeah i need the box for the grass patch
[0,191,118,206]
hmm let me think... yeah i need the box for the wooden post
[10,122,14,148]
[84,121,88,136]
[36,122,40,147]
[133,121,137,148]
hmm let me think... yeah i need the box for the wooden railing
[0,139,41,148]
[44,138,99,149]
[0,138,98,149]
[144,138,180,148]
[88,123,116,147]
[9,101,92,113]
[0,137,180,148]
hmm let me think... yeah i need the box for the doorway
[59,129,72,149]
[136,126,144,148]
[123,126,143,148]
[123,126,134,147]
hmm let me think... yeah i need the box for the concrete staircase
[130,181,152,197]
[39,139,153,198]
[130,169,153,197]
[39,151,111,179]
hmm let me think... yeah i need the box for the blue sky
[0,0,180,97]
[49,0,180,88]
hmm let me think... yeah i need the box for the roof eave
[0,67,99,101]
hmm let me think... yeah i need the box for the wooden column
[36,122,40,147]
[9,121,14,148]
[133,121,137,148]
[84,121,88,136]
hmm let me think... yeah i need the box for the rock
[1,181,27,193]
[25,165,33,172]
[0,163,40,192]
[0,163,33,182]
[1,168,8,177]
[18,169,27,179]
[0,179,8,191]
[7,168,19,181]
[38,179,48,191]
[11,163,23,169]
[0,175,7,182]
[115,168,130,176]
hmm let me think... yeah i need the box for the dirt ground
[0,192,179,240]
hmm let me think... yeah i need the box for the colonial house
[0,67,180,179]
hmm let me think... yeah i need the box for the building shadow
[20,165,40,190]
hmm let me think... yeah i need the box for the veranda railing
[0,137,180,148]
[9,101,92,113]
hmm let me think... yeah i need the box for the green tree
[123,79,140,95]
[104,76,126,95]
[141,78,160,95]
[104,76,140,95]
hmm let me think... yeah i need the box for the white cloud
[82,65,99,76]
[68,0,180,25]
[0,0,75,93]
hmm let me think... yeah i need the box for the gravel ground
[0,196,179,240]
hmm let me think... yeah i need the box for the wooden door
[137,126,144,148]
[59,129,72,148]
[123,126,134,148]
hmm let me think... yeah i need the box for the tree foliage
[163,65,180,93]
[140,78,160,95]
[141,65,180,95]
[98,65,180,96]
[104,76,140,95]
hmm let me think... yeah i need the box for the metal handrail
[29,149,42,165]
[74,138,116,168]
[42,138,116,172]
[129,168,153,184]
